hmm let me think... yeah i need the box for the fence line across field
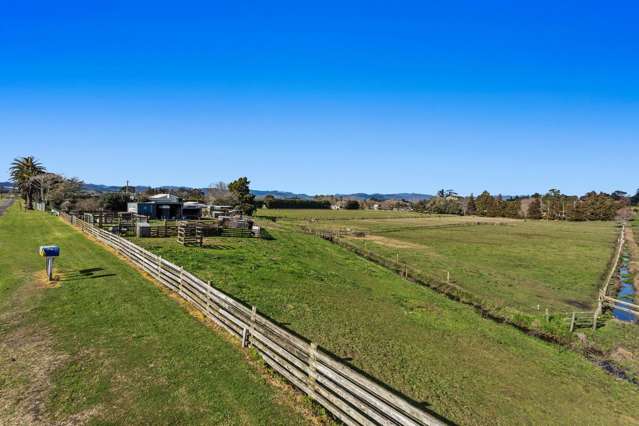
[58,212,445,426]
[593,224,627,329]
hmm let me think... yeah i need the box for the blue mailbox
[39,245,59,281]
[39,245,60,257]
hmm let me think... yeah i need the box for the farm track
[0,198,14,216]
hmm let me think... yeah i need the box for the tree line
[415,188,633,221]
[9,155,637,220]
[258,197,332,209]
[9,156,256,215]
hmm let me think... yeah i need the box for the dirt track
[0,198,14,216]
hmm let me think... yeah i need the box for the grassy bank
[587,218,639,380]
[0,204,311,424]
[133,224,639,425]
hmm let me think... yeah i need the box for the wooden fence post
[247,306,257,347]
[206,280,212,311]
[593,289,604,331]
[570,312,576,332]
[241,328,249,348]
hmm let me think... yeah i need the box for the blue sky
[1,1,638,195]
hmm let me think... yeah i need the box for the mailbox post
[39,245,60,281]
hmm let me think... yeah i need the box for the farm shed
[182,201,207,219]
[128,193,183,220]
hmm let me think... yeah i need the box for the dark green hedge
[264,199,331,209]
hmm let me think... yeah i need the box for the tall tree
[475,191,494,216]
[527,197,542,219]
[228,177,256,215]
[49,177,84,210]
[30,173,63,208]
[488,194,506,217]
[101,192,130,211]
[503,199,521,218]
[9,156,46,209]
[466,194,477,215]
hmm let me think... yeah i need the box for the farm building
[128,194,233,220]
[202,205,233,218]
[182,201,208,219]
[128,193,183,220]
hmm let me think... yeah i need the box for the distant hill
[335,193,432,202]
[252,190,313,199]
[83,183,152,193]
[80,182,432,201]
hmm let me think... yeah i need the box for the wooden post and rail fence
[58,212,445,426]
[592,224,629,329]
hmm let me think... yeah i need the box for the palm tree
[10,156,46,209]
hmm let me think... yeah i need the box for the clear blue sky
[1,1,638,195]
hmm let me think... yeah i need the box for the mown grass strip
[0,205,314,425]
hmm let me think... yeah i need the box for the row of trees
[524,190,623,221]
[10,156,636,220]
[260,197,331,209]
[466,192,522,218]
[415,188,630,221]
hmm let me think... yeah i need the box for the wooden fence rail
[58,212,445,426]
[603,296,639,317]
[149,224,178,237]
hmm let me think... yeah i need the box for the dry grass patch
[0,273,100,425]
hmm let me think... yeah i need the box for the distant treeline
[415,189,629,221]
[260,198,331,209]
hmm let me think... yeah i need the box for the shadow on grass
[259,228,276,240]
[60,267,117,282]
[254,311,453,424]
[201,243,235,250]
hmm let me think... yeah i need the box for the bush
[344,200,360,210]
[264,199,331,209]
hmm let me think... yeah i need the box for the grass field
[132,221,639,425]
[0,205,312,425]
[256,208,425,220]
[269,210,619,315]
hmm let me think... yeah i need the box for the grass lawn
[0,204,312,425]
[271,210,619,315]
[132,223,639,425]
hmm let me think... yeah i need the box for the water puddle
[613,254,636,322]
